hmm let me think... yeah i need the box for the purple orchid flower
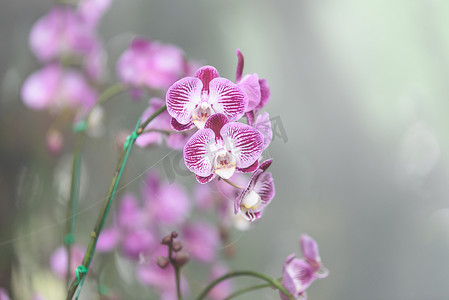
[117,37,185,91]
[21,64,97,114]
[29,7,99,63]
[280,235,329,300]
[234,159,275,221]
[183,113,263,184]
[166,66,248,131]
[235,49,271,126]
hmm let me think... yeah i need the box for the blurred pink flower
[78,0,112,28]
[0,288,10,300]
[21,64,97,113]
[206,263,233,300]
[142,172,191,225]
[117,37,185,91]
[29,7,99,62]
[280,235,328,300]
[182,222,220,263]
[49,244,85,279]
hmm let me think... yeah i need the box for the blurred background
[2,0,449,299]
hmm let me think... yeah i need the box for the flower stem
[195,271,294,300]
[66,106,167,300]
[221,178,244,189]
[223,283,272,300]
[64,132,84,287]
[64,84,126,288]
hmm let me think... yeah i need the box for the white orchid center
[192,101,215,129]
[214,149,236,179]
[241,190,261,210]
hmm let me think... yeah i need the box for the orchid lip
[192,102,215,129]
[214,149,236,179]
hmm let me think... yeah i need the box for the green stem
[223,283,272,300]
[221,178,244,189]
[66,107,167,300]
[64,132,84,287]
[195,271,294,300]
[63,84,126,294]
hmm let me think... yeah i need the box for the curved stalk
[223,283,272,300]
[195,271,294,300]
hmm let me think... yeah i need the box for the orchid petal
[239,74,261,112]
[255,112,273,150]
[166,77,202,124]
[283,257,315,295]
[184,129,215,177]
[208,78,247,122]
[235,48,244,83]
[221,122,263,169]
[236,160,259,173]
[204,113,229,138]
[194,66,219,92]
[171,117,195,132]
[254,172,275,204]
[300,234,322,266]
[196,174,216,184]
[255,78,270,112]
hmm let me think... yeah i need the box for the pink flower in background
[166,66,248,131]
[49,244,85,279]
[182,222,220,262]
[234,159,275,222]
[280,235,329,300]
[117,37,185,91]
[29,7,99,62]
[136,98,193,150]
[0,288,10,300]
[184,113,263,184]
[21,64,97,113]
[78,0,112,27]
[235,49,271,125]
[206,263,234,300]
[142,172,192,225]
[97,194,158,259]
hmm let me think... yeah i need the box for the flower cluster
[164,50,275,223]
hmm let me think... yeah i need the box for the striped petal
[171,117,195,131]
[221,122,263,169]
[184,129,215,177]
[208,78,247,122]
[195,66,219,92]
[166,77,202,125]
